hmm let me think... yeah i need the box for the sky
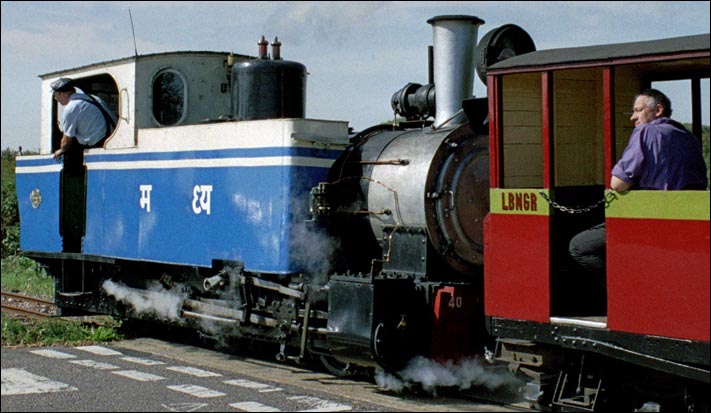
[2,1,710,151]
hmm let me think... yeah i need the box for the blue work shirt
[60,93,116,147]
[611,117,708,190]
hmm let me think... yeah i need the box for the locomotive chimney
[271,37,282,60]
[258,35,269,59]
[427,15,484,128]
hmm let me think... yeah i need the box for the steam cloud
[102,279,186,321]
[288,192,338,284]
[375,356,520,396]
[290,218,337,280]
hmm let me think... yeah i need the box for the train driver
[51,77,117,160]
[569,88,708,281]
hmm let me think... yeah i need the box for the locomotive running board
[20,250,116,264]
[20,251,116,297]
[550,316,607,329]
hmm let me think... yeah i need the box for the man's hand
[54,134,72,160]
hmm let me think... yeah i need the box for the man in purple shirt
[611,90,707,191]
[569,88,708,280]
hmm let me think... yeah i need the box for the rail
[1,291,56,319]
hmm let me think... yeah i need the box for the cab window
[152,69,186,126]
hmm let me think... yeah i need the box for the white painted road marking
[121,356,166,366]
[161,402,210,412]
[167,366,222,377]
[70,359,120,370]
[29,349,77,359]
[12,346,351,411]
[224,379,283,393]
[287,395,352,412]
[112,370,166,382]
[1,368,78,395]
[76,345,124,356]
[167,384,225,398]
[230,401,281,411]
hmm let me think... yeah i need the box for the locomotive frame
[14,14,710,412]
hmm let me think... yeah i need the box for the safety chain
[539,191,618,214]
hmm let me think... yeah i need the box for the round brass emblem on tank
[30,188,42,208]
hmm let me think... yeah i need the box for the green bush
[2,148,20,258]
[1,179,19,257]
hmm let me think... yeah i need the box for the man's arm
[610,175,632,192]
[53,134,74,159]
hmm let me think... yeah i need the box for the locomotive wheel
[319,355,352,377]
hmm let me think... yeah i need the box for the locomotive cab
[485,34,709,410]
[19,52,253,258]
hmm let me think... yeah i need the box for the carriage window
[651,79,710,131]
[152,69,186,126]
[653,78,711,188]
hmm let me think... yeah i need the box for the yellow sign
[490,189,550,216]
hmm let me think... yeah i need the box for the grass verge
[2,256,125,347]
[2,314,124,347]
[1,256,54,299]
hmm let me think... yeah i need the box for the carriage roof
[488,33,710,74]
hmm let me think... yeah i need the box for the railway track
[1,291,56,319]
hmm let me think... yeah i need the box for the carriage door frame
[53,96,87,254]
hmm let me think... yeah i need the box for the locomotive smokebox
[427,15,484,127]
[232,37,306,121]
[331,122,489,276]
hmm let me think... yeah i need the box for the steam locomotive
[15,14,709,412]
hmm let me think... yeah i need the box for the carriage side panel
[606,191,710,342]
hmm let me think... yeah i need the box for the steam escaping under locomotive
[15,13,710,412]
